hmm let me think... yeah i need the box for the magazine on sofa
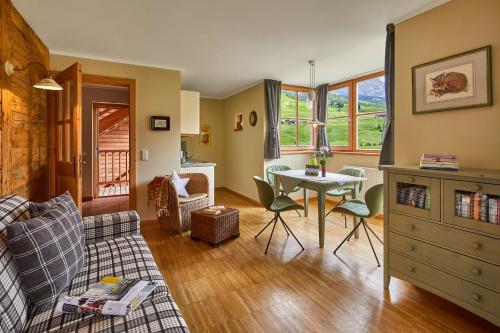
[55,276,157,316]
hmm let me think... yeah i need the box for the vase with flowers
[318,146,331,177]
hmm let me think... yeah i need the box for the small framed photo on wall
[151,116,170,130]
[200,125,211,146]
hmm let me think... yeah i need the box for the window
[327,72,386,152]
[280,85,314,148]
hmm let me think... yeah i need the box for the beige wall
[184,98,225,187]
[50,54,181,220]
[395,0,500,169]
[223,83,265,201]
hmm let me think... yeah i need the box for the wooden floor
[141,189,498,333]
[82,195,129,217]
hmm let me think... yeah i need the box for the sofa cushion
[24,235,189,332]
[6,196,85,310]
[178,192,208,204]
[0,194,31,332]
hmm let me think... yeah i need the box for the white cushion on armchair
[171,170,189,197]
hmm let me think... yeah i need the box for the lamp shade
[33,77,63,90]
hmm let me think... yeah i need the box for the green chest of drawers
[381,165,500,327]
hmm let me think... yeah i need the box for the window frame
[280,84,316,151]
[327,71,385,154]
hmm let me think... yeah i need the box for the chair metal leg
[325,198,343,217]
[255,215,278,239]
[278,215,304,251]
[295,210,302,217]
[264,216,279,254]
[333,219,363,254]
[280,219,290,236]
[344,213,347,228]
[364,222,383,244]
[362,221,381,267]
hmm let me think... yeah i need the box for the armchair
[159,173,210,234]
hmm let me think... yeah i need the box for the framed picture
[234,113,243,131]
[200,125,211,146]
[151,116,170,130]
[412,45,492,114]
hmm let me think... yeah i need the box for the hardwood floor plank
[141,188,498,332]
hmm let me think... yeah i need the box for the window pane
[327,118,349,147]
[328,87,349,117]
[357,114,386,150]
[297,121,312,146]
[297,92,312,119]
[280,118,296,146]
[356,76,386,114]
[281,90,296,118]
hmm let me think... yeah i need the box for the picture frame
[200,125,211,146]
[234,113,243,131]
[151,116,170,130]
[412,45,492,114]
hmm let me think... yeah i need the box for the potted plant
[318,146,331,177]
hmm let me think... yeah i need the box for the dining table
[270,169,367,248]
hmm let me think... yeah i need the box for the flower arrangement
[318,146,331,166]
[318,146,331,177]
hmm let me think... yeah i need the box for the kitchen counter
[181,162,216,168]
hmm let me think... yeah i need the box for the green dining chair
[332,184,384,266]
[253,176,305,254]
[266,165,302,217]
[326,167,365,227]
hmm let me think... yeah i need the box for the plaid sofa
[0,195,189,333]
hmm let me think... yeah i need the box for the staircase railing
[98,150,129,187]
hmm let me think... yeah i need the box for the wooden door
[52,63,82,210]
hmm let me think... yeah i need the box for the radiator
[344,165,383,199]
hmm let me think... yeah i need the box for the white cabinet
[180,90,200,135]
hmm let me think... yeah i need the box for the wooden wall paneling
[0,0,49,201]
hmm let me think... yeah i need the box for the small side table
[191,208,240,247]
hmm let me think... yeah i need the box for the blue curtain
[379,23,395,165]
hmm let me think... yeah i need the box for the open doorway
[93,102,130,198]
[80,75,136,217]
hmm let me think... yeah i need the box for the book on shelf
[396,183,430,210]
[455,191,500,225]
[55,276,157,316]
[419,153,458,171]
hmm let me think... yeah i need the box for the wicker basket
[191,208,239,247]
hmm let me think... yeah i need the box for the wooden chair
[253,176,304,254]
[159,173,209,234]
[332,184,384,266]
[326,167,365,227]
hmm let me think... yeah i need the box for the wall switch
[141,149,149,161]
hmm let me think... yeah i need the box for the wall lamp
[4,60,63,90]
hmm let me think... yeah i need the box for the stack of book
[396,183,431,210]
[456,191,500,224]
[419,154,458,171]
[203,206,226,215]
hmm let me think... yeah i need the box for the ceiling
[13,0,447,98]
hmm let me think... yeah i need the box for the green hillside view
[280,91,386,149]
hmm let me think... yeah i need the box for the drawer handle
[472,184,482,192]
[408,224,416,230]
[471,267,481,275]
[472,293,481,301]
[472,242,482,250]
[407,245,415,251]
[407,266,415,272]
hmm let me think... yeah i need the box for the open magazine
[56,276,157,316]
